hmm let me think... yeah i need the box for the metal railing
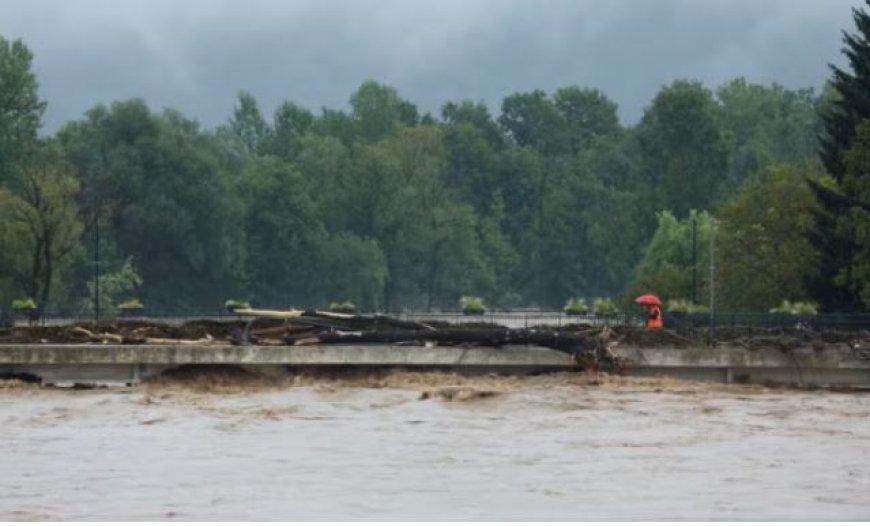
[664,312,870,331]
[396,311,645,329]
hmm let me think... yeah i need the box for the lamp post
[93,212,100,325]
[692,214,697,305]
[708,219,716,346]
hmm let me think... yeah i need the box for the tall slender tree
[808,0,870,311]
[0,35,46,185]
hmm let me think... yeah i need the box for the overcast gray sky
[1,0,862,131]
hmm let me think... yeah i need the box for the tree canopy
[1,12,867,315]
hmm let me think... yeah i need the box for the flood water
[1,372,868,521]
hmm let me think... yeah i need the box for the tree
[492,146,546,297]
[631,210,715,305]
[294,133,351,225]
[553,87,621,154]
[820,1,870,180]
[442,119,499,211]
[809,0,870,310]
[441,100,506,212]
[359,126,451,309]
[637,80,727,217]
[499,90,567,155]
[228,91,271,156]
[419,199,482,311]
[81,257,142,318]
[312,108,356,146]
[0,30,838,313]
[59,101,246,310]
[498,91,573,290]
[841,120,870,305]
[717,78,822,188]
[268,101,314,160]
[527,169,645,307]
[291,135,390,310]
[474,192,519,307]
[350,81,418,142]
[0,35,45,185]
[0,145,83,313]
[315,233,387,311]
[442,100,504,149]
[330,125,482,310]
[59,100,157,217]
[716,165,825,311]
[236,156,327,307]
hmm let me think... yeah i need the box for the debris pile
[0,319,245,345]
[2,308,867,369]
[0,308,622,370]
[221,308,620,370]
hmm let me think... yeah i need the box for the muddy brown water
[0,372,868,520]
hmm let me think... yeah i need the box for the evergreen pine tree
[808,0,870,311]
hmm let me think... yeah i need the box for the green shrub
[118,298,144,310]
[666,298,709,314]
[593,297,619,317]
[328,301,357,314]
[81,257,142,319]
[770,300,818,315]
[563,297,588,315]
[460,295,486,315]
[225,299,251,312]
[11,298,36,311]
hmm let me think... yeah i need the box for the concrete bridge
[1,342,868,388]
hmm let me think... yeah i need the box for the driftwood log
[71,327,215,346]
[70,327,123,344]
[232,308,306,319]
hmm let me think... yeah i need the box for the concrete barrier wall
[0,343,868,387]
[0,344,575,366]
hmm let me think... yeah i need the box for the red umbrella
[634,293,662,306]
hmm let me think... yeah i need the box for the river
[0,372,868,520]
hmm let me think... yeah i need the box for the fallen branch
[232,308,432,329]
[71,327,215,346]
[232,308,306,319]
[70,327,123,344]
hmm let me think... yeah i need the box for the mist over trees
[1,1,869,315]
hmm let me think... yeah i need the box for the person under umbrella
[635,294,663,329]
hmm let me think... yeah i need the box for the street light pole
[692,214,697,304]
[93,212,100,325]
[708,219,716,346]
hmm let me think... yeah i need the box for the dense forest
[1,2,869,316]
